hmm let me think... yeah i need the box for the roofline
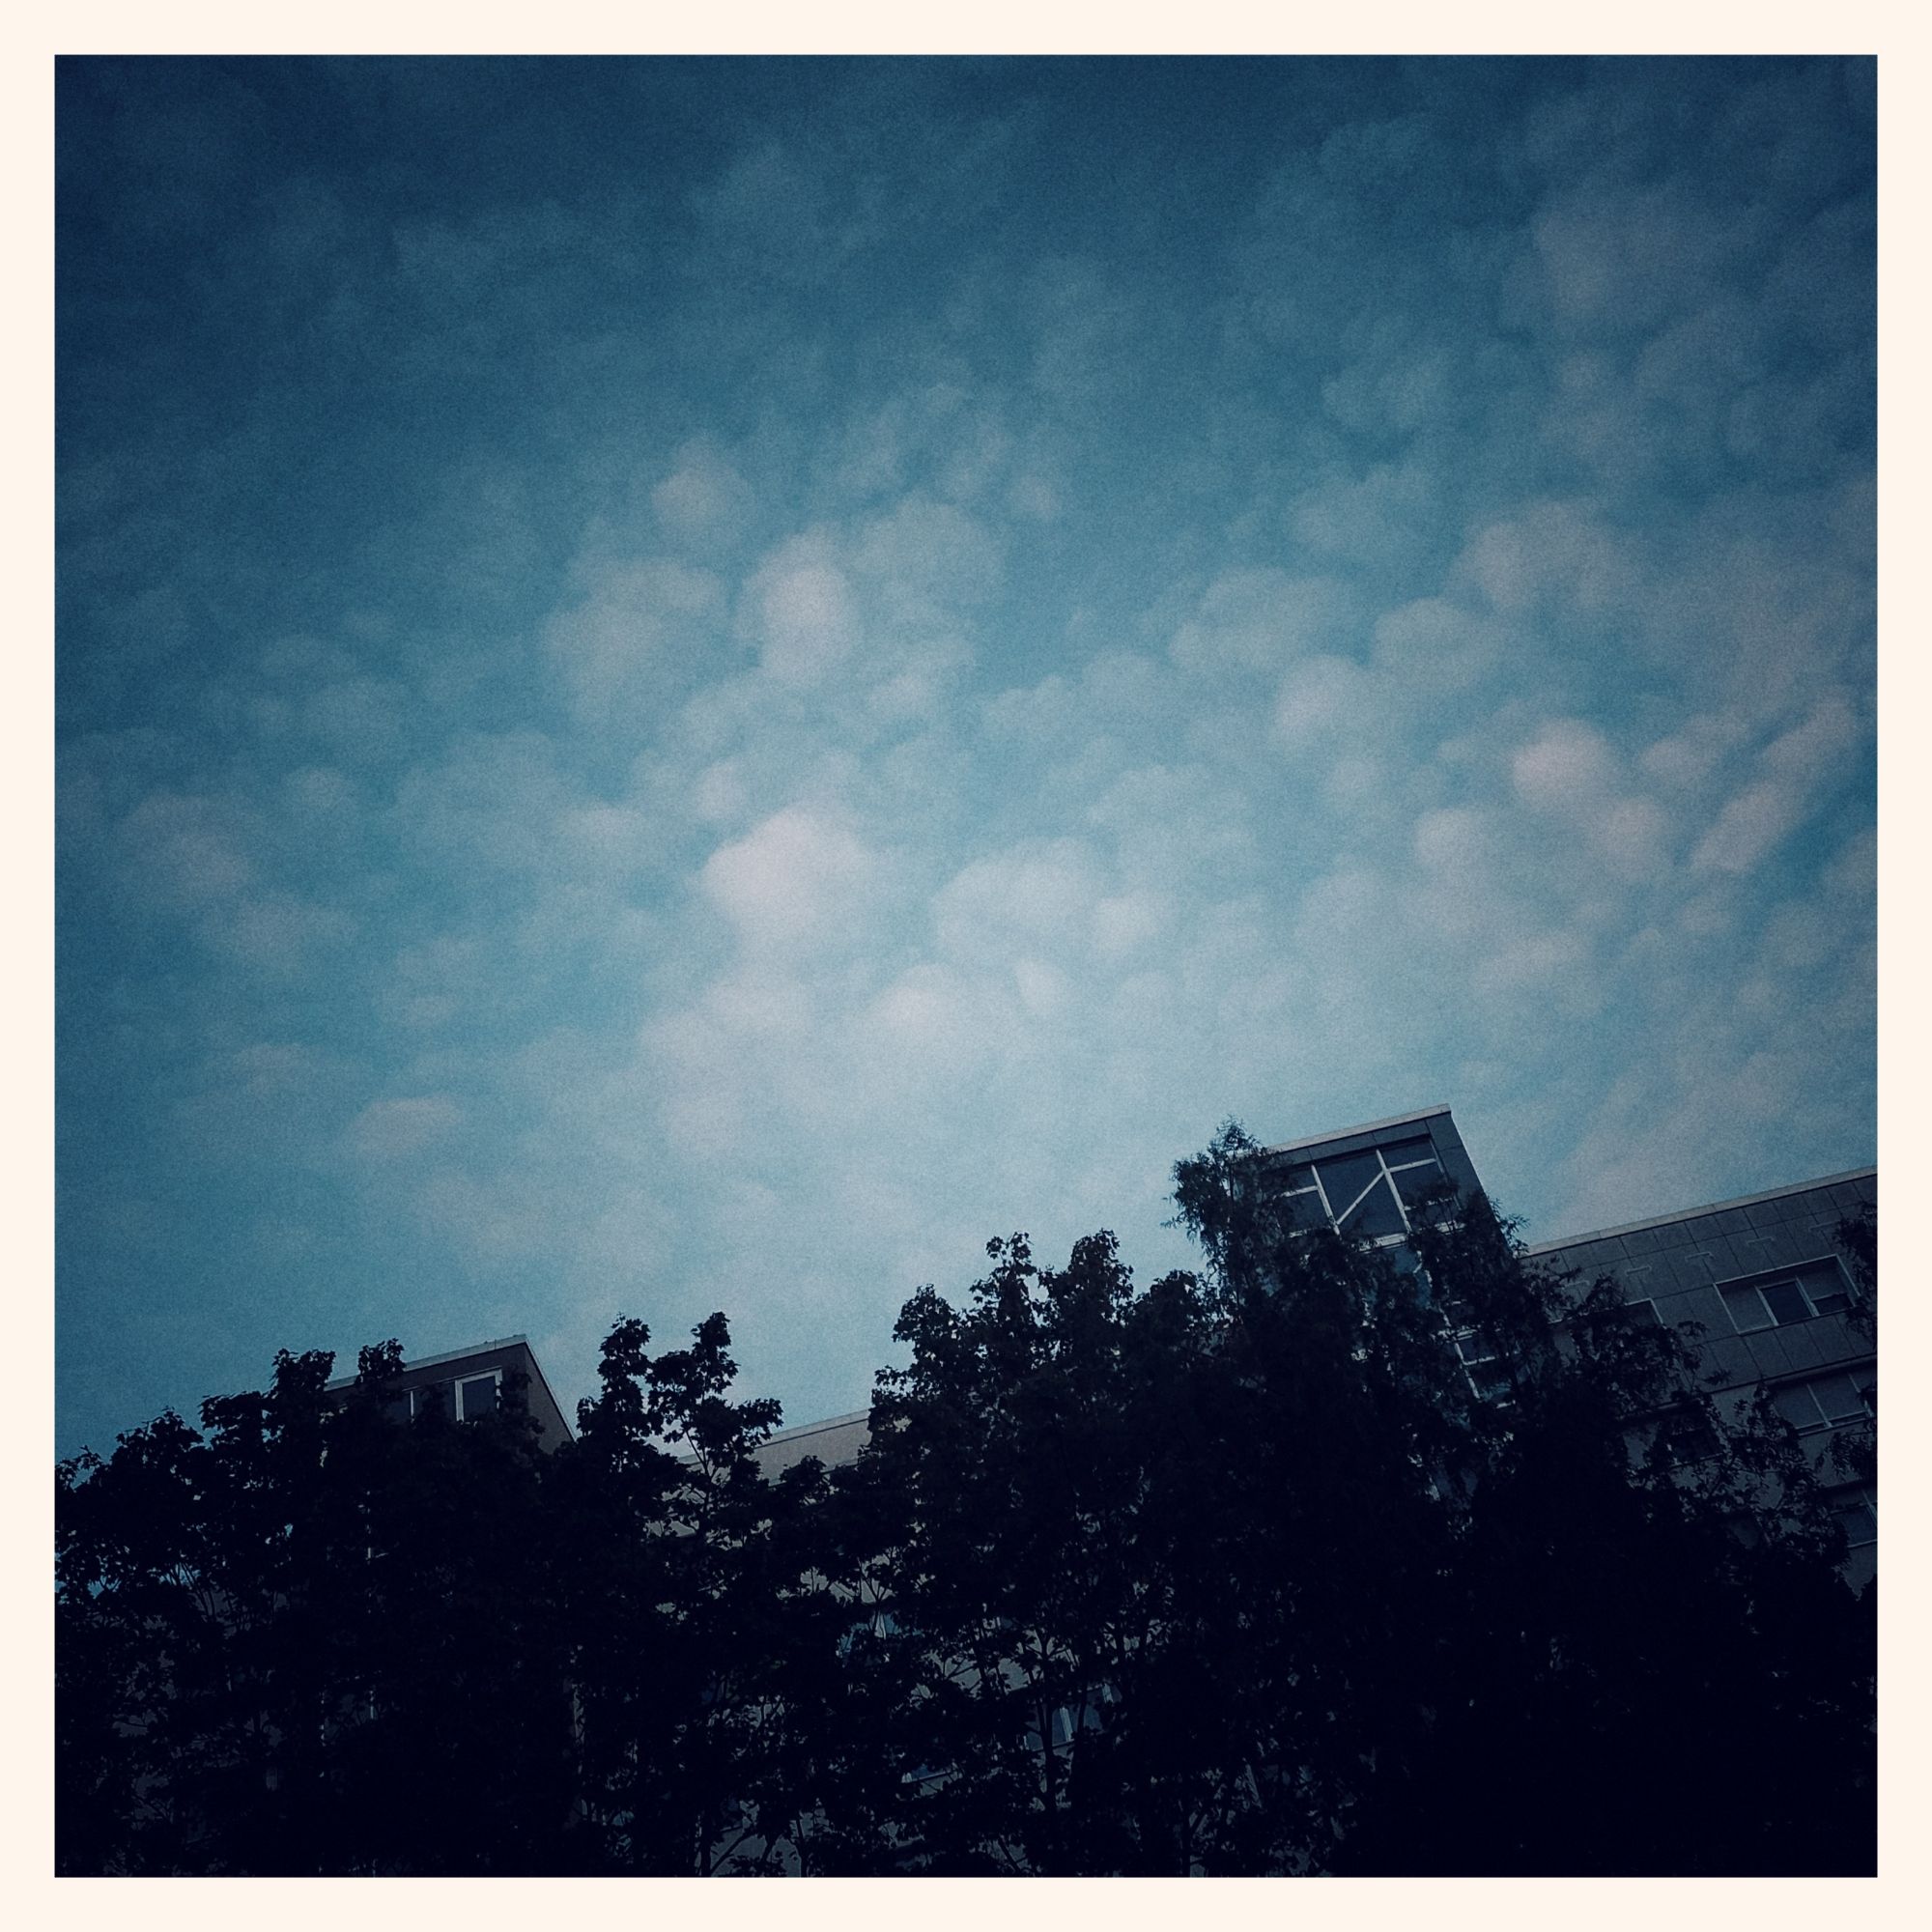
[1525,1167,1877,1256]
[325,1333,532,1392]
[323,1331,575,1440]
[761,1407,871,1446]
[1262,1103,1452,1157]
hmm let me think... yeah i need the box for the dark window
[1343,1179,1408,1239]
[1390,1159,1449,1211]
[1771,1373,1872,1435]
[1315,1151,1386,1220]
[457,1373,499,1421]
[1833,1492,1876,1548]
[412,1381,449,1418]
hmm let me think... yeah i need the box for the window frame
[1717,1257,1856,1336]
[1769,1371,1874,1435]
[1833,1488,1877,1548]
[455,1368,503,1421]
[1281,1137,1452,1241]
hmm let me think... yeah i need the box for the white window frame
[455,1368,503,1421]
[1288,1140,1450,1240]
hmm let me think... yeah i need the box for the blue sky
[57,55,1876,1457]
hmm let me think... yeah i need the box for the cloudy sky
[57,56,1875,1456]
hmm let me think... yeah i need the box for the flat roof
[760,1407,870,1446]
[1263,1103,1452,1157]
[1525,1167,1877,1256]
[324,1333,535,1391]
[322,1335,574,1438]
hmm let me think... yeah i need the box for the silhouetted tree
[550,1311,834,1874]
[57,1342,575,1873]
[56,1123,1875,1875]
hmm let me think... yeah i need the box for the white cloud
[746,533,857,688]
[651,440,753,543]
[851,495,1005,627]
[1690,691,1861,873]
[1455,500,1633,618]
[699,804,876,953]
[931,839,1100,962]
[1172,569,1356,675]
[545,559,725,721]
[1511,720,1619,816]
[1272,654,1366,750]
[1092,889,1173,962]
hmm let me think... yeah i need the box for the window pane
[1342,1177,1408,1238]
[459,1375,498,1420]
[1314,1151,1384,1220]
[1771,1384,1824,1433]
[411,1381,448,1418]
[1721,1286,1774,1333]
[1812,1374,1868,1423]
[1834,1500,1876,1547]
[1390,1157,1448,1209]
[1808,1287,1851,1315]
[1759,1280,1812,1326]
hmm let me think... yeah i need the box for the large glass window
[1290,1136,1453,1241]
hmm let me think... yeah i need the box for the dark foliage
[57,1125,1875,1874]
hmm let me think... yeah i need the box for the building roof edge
[1261,1103,1453,1156]
[1525,1167,1877,1256]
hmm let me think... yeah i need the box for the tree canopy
[57,1123,1875,1875]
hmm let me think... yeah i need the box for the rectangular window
[1770,1372,1874,1435]
[1833,1491,1877,1548]
[1719,1261,1855,1335]
[457,1372,500,1421]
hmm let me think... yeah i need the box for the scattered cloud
[59,59,1874,1460]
